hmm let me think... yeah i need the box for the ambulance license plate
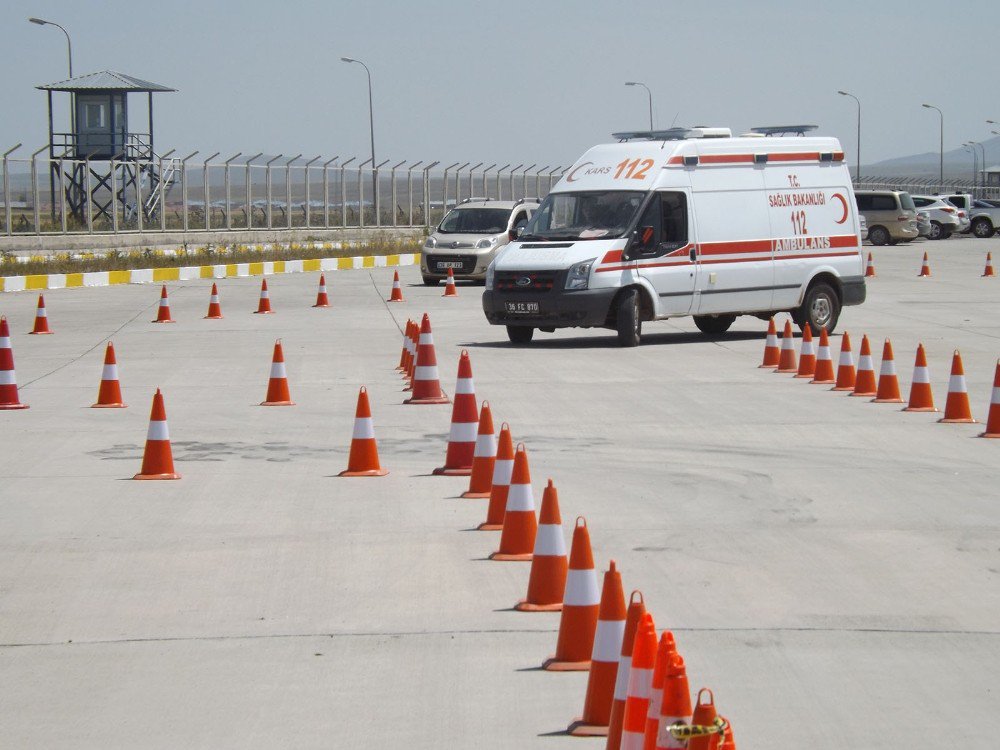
[505,301,539,314]
[437,261,463,269]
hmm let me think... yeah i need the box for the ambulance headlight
[424,236,437,249]
[485,261,496,291]
[565,258,595,291]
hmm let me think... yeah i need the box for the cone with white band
[92,341,126,408]
[490,444,537,561]
[810,328,836,384]
[544,517,600,670]
[607,591,647,750]
[758,317,779,368]
[775,320,797,373]
[938,350,976,423]
[339,386,389,476]
[478,422,514,529]
[687,689,719,750]
[403,321,419,387]
[29,294,53,334]
[204,283,224,319]
[442,267,458,297]
[434,349,478,475]
[978,361,1000,437]
[983,252,996,278]
[397,319,412,372]
[903,343,936,412]
[619,612,657,750]
[388,270,404,302]
[152,284,175,323]
[865,252,876,278]
[654,653,693,750]
[918,252,931,278]
[404,313,449,404]
[793,324,816,378]
[261,339,294,406]
[313,274,330,307]
[133,388,180,480]
[644,631,678,748]
[254,278,273,314]
[872,338,904,403]
[832,331,857,391]
[516,479,568,611]
[0,316,29,410]
[851,334,877,397]
[462,401,497,498]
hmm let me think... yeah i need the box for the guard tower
[37,71,176,227]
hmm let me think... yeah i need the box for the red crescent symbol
[832,193,849,224]
[565,161,592,183]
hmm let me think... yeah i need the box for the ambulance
[482,126,866,346]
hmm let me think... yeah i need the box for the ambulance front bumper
[482,287,616,328]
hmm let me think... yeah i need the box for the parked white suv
[911,195,961,239]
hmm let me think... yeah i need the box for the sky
[3,0,999,171]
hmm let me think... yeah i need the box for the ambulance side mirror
[623,226,656,260]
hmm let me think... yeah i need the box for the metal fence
[855,176,1000,200]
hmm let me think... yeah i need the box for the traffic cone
[717,719,736,750]
[443,267,458,297]
[260,340,294,406]
[903,344,937,412]
[918,252,931,277]
[404,313,449,404]
[396,319,412,372]
[568,560,627,737]
[516,479,568,611]
[388,270,404,302]
[983,252,996,278]
[433,350,478,475]
[313,274,330,307]
[339,386,389,476]
[152,284,175,323]
[92,341,126,408]
[133,388,180,480]
[607,591,647,750]
[979,361,1000,437]
[543,517,600,670]
[810,328,836,384]
[872,338,904,403]
[654,653,693,750]
[478,422,513,530]
[0,317,28,410]
[938,350,976,423]
[758,317,780,368]
[204,283,224,319]
[402,320,418,386]
[687,689,719,750]
[461,401,497,498]
[254,278,273,313]
[619,612,658,750]
[850,334,877,397]
[832,331,857,391]
[643,632,678,748]
[793,324,816,378]
[490,444,537,561]
[865,252,876,278]
[775,320,797,373]
[29,294,52,334]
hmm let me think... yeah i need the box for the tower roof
[37,70,175,93]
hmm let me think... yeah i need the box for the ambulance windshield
[520,191,645,241]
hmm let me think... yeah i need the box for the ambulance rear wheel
[506,325,534,345]
[693,314,736,335]
[794,282,840,335]
[616,288,641,347]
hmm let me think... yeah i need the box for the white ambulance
[482,126,866,346]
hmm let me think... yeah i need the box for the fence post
[422,161,438,229]
[224,152,242,230]
[85,156,94,233]
[158,149,175,232]
[406,160,422,227]
[374,158,389,227]
[265,154,282,230]
[203,152,219,231]
[2,144,21,236]
[180,151,198,233]
[30,146,47,234]
[322,156,337,229]
[357,157,372,228]
[304,155,320,229]
[340,156,356,228]
[482,163,496,199]
[468,162,483,200]
[390,159,406,227]
[455,162,469,205]
[285,155,301,230]
[496,164,510,201]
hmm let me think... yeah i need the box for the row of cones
[863,250,996,278]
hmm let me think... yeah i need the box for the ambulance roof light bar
[613,128,693,142]
[750,125,819,137]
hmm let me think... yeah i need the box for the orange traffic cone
[758,317,780,368]
[92,341,126,408]
[254,278,273,313]
[478,422,513,530]
[850,334,877,397]
[775,320,797,373]
[865,252,876,278]
[490,444,537,561]
[643,632,678,747]
[983,252,996,278]
[0,317,29,410]
[260,339,294,406]
[918,252,931,277]
[810,328,836,384]
[568,560,627,737]
[794,324,816,378]
[388,270,404,302]
[607,591,647,750]
[404,313,449,404]
[29,294,52,334]
[396,319,412,372]
[152,284,175,323]
[339,386,389,476]
[654,653,693,750]
[873,338,904,403]
[620,612,658,750]
[204,283,224,319]
[516,479,568,611]
[313,274,330,307]
[939,350,976,423]
[404,320,420,390]
[903,343,937,412]
[832,331,857,391]
[133,388,180,480]
[979,361,1000,437]
[443,267,458,297]
[461,401,497,498]
[717,719,736,750]
[688,689,719,750]
[434,350,478,475]
[544,517,600,670]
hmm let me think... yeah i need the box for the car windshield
[900,193,916,211]
[437,208,510,234]
[520,191,645,241]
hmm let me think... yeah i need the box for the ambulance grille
[495,270,558,292]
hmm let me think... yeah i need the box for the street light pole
[922,103,944,184]
[837,90,861,182]
[29,17,72,77]
[341,57,377,209]
[964,143,978,188]
[625,82,653,130]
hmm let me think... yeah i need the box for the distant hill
[862,136,1000,180]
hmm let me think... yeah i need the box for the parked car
[854,190,919,245]
[915,210,932,238]
[939,194,975,233]
[966,199,1000,238]
[911,195,961,239]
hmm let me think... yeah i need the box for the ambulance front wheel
[616,287,642,347]
[506,325,534,345]
[693,314,736,335]
[794,282,840,335]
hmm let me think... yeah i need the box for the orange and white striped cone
[793,324,816,378]
[687,689,719,750]
[543,517,600,670]
[775,320,797,373]
[478,422,513,530]
[516,479,568,611]
[978,361,1000,437]
[643,631,677,748]
[832,331,857,392]
[404,313,449,404]
[388,270,404,302]
[918,252,931,278]
[260,339,295,406]
[443,267,458,297]
[654,653,693,750]
[717,718,736,750]
[462,401,497,498]
[983,252,996,278]
[0,317,29,410]
[872,338,904,403]
[903,343,937,412]
[810,328,836,384]
[204,283,224,319]
[938,350,977,423]
[254,278,273,314]
[490,444,537,561]
[568,560,627,737]
[865,252,876,278]
[619,612,657,750]
[850,334,877,397]
[396,319,412,372]
[339,386,389,477]
[402,320,418,386]
[92,341,126,408]
[152,284,175,323]
[758,317,780,368]
[607,591,647,750]
[29,294,53,334]
[434,350,478,475]
[133,388,180,480]
[313,274,330,307]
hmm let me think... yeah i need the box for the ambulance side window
[660,192,688,250]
